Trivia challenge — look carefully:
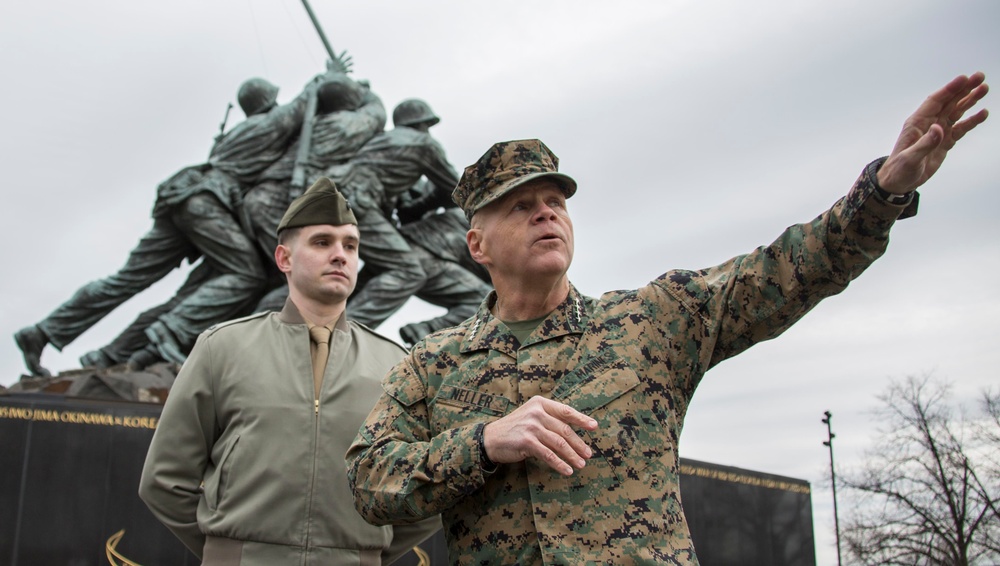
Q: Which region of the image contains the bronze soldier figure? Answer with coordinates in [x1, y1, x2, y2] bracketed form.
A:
[15, 73, 338, 375]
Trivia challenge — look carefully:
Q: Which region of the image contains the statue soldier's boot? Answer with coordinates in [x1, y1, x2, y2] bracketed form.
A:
[145, 321, 186, 365]
[126, 344, 162, 372]
[399, 321, 435, 347]
[14, 325, 52, 378]
[79, 349, 116, 370]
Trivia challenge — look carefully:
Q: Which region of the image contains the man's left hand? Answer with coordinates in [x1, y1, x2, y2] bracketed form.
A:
[877, 72, 989, 194]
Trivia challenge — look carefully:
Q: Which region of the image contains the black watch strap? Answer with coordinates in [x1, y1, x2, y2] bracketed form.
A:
[867, 156, 914, 205]
[476, 423, 498, 473]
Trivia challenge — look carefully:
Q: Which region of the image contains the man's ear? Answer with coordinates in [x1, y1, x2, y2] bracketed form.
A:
[274, 244, 292, 274]
[466, 228, 489, 266]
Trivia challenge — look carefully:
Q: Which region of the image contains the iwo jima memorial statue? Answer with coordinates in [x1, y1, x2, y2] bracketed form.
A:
[11, 23, 490, 397]
[1, 4, 817, 565]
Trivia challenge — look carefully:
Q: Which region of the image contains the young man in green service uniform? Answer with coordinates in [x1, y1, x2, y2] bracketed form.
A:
[140, 178, 440, 564]
[346, 72, 989, 564]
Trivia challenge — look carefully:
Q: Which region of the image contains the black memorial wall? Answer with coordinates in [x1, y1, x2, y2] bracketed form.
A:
[1, 394, 814, 566]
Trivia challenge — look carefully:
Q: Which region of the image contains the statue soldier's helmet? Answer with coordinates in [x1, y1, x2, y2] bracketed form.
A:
[392, 99, 440, 128]
[317, 76, 364, 115]
[237, 78, 280, 117]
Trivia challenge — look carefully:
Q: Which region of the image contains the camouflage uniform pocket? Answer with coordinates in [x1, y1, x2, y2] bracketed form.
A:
[556, 358, 665, 483]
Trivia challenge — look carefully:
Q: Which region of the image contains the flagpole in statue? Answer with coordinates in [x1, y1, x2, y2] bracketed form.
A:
[300, 0, 344, 65]
[290, 0, 352, 198]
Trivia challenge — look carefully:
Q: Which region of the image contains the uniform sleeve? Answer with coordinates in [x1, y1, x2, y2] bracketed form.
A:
[138, 333, 219, 558]
[347, 353, 489, 525]
[654, 158, 916, 377]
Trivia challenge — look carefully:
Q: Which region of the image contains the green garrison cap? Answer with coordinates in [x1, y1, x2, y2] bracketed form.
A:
[276, 177, 357, 234]
[452, 139, 577, 220]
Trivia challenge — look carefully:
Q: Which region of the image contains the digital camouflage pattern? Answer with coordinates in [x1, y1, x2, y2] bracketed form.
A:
[451, 139, 578, 220]
[347, 160, 913, 565]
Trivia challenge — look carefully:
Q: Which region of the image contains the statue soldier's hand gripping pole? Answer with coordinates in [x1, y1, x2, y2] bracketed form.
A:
[300, 0, 352, 74]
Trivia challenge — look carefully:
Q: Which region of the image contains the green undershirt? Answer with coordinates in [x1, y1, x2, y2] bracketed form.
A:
[503, 315, 547, 346]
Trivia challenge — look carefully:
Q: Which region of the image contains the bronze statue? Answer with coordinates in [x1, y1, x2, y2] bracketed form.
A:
[14, 71, 345, 376]
[53, 83, 491, 374]
[12, 6, 493, 379]
[325, 99, 463, 328]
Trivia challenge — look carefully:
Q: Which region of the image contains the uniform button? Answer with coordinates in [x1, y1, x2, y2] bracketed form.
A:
[540, 383, 553, 394]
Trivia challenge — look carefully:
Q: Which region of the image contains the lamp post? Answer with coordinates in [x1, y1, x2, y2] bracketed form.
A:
[822, 410, 842, 566]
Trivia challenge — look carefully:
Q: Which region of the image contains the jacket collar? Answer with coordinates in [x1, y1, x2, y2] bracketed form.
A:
[461, 284, 588, 356]
[277, 297, 350, 333]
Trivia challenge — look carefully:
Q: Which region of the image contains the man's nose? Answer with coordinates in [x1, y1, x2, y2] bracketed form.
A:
[534, 202, 557, 221]
[329, 245, 346, 263]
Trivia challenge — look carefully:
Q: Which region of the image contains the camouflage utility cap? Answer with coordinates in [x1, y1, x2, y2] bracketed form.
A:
[452, 139, 577, 220]
[277, 177, 357, 234]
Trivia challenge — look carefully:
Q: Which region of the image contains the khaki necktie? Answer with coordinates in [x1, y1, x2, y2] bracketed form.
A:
[309, 325, 331, 398]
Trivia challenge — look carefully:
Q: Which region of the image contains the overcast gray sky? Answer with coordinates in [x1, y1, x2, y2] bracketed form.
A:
[1, 1, 997, 563]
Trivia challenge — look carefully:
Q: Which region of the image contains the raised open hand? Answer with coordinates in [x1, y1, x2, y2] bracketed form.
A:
[877, 72, 989, 194]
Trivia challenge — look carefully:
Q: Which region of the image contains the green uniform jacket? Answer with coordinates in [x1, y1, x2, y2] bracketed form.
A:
[347, 161, 914, 565]
[140, 299, 440, 565]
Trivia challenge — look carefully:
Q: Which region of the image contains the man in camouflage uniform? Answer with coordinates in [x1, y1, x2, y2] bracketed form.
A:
[14, 73, 336, 375]
[346, 72, 989, 564]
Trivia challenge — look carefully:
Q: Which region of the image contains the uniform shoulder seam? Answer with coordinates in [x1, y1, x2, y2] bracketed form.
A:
[204, 311, 271, 337]
[350, 320, 407, 353]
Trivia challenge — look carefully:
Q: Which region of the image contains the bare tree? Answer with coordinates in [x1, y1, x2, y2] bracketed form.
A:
[840, 375, 1000, 566]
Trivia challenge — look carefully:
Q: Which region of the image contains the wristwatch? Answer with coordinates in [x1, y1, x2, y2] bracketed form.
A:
[868, 156, 914, 205]
[476, 423, 498, 473]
